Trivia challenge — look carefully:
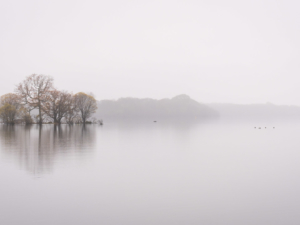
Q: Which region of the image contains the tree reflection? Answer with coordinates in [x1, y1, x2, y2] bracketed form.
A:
[0, 124, 96, 174]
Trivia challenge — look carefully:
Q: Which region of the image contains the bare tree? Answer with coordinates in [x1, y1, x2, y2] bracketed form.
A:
[16, 74, 53, 124]
[74, 92, 97, 124]
[64, 94, 79, 124]
[19, 109, 33, 124]
[43, 89, 73, 124]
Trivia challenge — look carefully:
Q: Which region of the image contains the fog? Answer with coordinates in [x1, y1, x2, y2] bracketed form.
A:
[1, 0, 300, 105]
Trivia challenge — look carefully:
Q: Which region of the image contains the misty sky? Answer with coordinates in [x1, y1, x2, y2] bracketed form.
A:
[1, 0, 300, 105]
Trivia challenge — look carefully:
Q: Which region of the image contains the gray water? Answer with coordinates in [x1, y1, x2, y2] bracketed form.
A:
[0, 120, 300, 225]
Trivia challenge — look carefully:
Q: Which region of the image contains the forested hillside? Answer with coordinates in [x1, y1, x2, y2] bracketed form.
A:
[95, 94, 219, 121]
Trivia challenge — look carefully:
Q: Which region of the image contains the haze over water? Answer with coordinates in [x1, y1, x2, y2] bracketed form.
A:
[1, 120, 300, 225]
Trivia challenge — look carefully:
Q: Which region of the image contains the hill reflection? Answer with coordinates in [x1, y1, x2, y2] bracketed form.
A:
[0, 125, 96, 174]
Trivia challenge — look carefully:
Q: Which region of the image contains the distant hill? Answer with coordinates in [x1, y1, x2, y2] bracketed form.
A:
[95, 94, 219, 121]
[208, 103, 300, 119]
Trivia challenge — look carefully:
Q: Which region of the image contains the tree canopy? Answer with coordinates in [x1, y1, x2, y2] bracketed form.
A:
[0, 74, 97, 124]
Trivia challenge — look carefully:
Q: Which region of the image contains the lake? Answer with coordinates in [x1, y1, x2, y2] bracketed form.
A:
[0, 119, 300, 225]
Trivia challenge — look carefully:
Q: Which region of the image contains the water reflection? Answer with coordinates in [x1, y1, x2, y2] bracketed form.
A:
[0, 124, 96, 174]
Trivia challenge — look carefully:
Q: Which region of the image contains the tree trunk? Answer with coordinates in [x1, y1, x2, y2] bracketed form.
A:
[39, 105, 42, 125]
[38, 100, 43, 125]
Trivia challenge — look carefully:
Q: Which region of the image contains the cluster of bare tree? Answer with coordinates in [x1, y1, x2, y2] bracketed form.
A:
[0, 74, 98, 124]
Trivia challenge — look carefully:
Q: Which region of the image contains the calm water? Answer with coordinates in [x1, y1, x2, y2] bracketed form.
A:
[1, 120, 300, 225]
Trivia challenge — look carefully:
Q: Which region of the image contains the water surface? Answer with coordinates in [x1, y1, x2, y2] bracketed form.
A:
[0, 120, 300, 225]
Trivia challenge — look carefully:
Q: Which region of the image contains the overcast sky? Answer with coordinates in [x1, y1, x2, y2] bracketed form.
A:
[1, 0, 300, 104]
